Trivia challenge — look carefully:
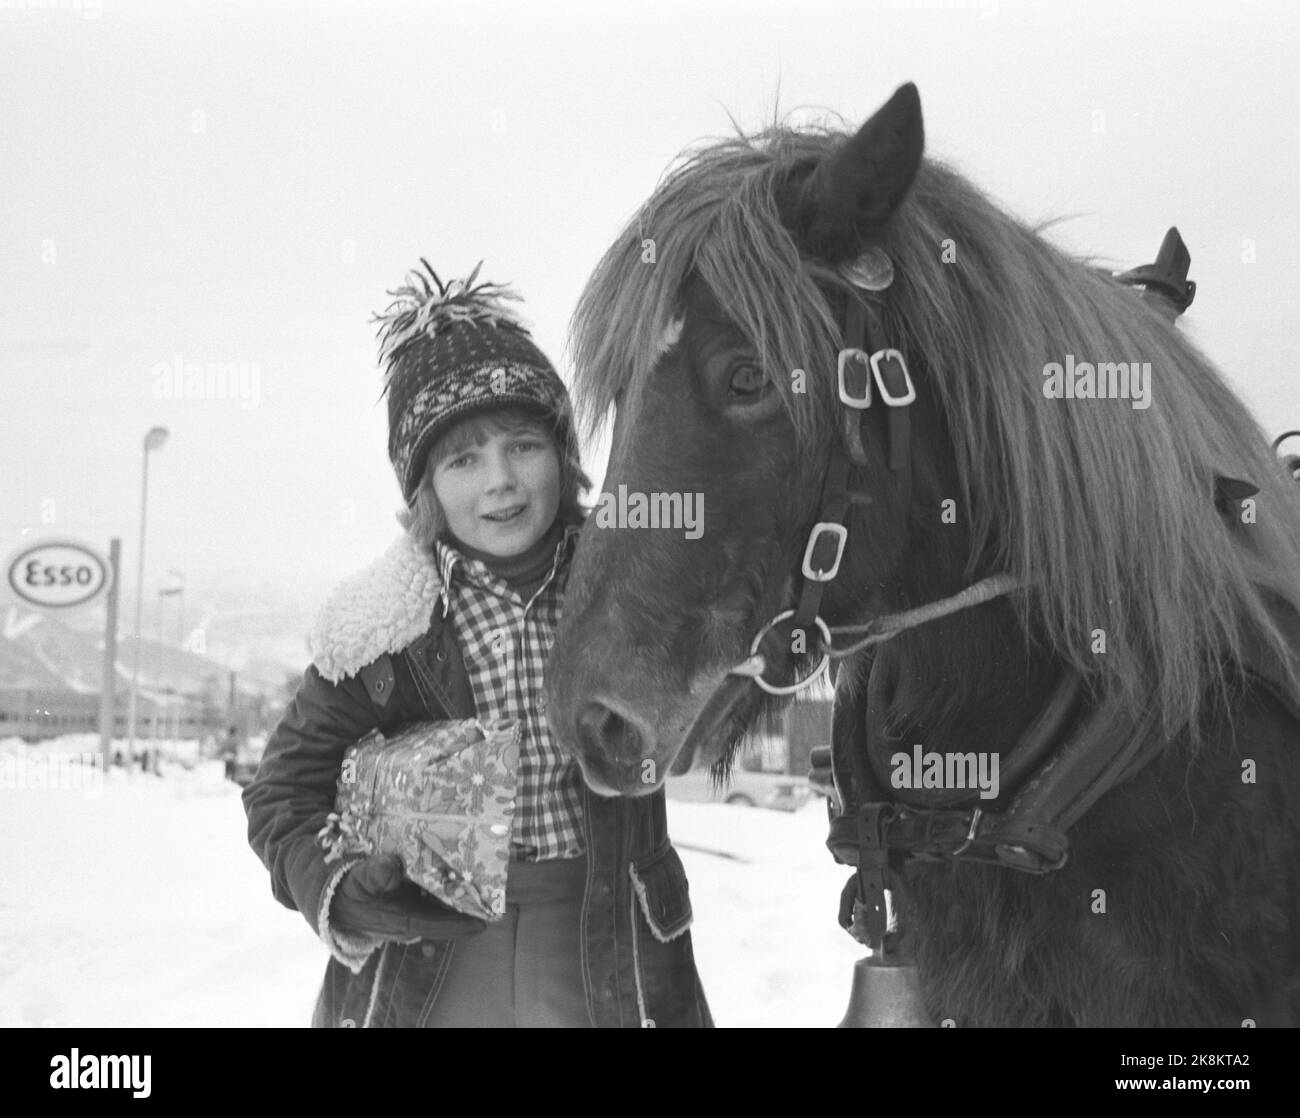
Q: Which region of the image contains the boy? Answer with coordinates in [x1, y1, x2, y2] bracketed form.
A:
[243, 261, 711, 1027]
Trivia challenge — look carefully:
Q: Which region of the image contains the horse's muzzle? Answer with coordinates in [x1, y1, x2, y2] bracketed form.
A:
[571, 698, 672, 796]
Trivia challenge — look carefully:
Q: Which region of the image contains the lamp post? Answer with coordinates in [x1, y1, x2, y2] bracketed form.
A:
[172, 571, 185, 743]
[167, 569, 186, 650]
[126, 425, 169, 760]
[159, 573, 185, 751]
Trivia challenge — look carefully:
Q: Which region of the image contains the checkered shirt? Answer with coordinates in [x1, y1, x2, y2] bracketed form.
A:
[435, 525, 586, 861]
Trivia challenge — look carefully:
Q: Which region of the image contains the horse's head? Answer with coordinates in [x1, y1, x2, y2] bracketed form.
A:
[547, 85, 964, 794]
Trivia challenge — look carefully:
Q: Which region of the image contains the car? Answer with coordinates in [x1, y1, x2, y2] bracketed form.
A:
[665, 764, 816, 812]
[225, 734, 266, 788]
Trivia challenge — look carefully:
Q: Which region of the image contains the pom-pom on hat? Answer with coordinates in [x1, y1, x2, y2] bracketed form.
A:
[374, 259, 580, 504]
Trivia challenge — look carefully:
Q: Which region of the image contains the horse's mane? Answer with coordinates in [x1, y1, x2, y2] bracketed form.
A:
[567, 125, 1300, 738]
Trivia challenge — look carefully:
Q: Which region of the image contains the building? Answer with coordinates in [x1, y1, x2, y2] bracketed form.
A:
[0, 688, 212, 742]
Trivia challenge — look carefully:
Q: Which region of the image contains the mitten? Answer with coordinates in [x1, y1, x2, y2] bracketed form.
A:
[331, 853, 487, 941]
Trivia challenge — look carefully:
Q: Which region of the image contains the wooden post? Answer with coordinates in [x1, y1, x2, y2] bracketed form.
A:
[98, 538, 121, 771]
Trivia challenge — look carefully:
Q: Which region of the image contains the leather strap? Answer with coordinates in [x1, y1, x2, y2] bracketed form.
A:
[828, 803, 1070, 873]
[790, 451, 853, 639]
[863, 652, 1086, 811]
[1008, 698, 1159, 833]
[861, 300, 912, 480]
[788, 293, 875, 648]
[830, 590, 1300, 940]
[790, 288, 914, 650]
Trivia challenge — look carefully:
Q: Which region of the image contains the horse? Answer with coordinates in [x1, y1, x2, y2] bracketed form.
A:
[544, 83, 1300, 1027]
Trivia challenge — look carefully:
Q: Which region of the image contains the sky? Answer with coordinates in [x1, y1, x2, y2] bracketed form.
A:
[3, 0, 1298, 630]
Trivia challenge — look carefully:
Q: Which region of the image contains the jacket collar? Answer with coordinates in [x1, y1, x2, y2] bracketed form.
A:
[308, 523, 583, 683]
[308, 533, 444, 683]
[434, 523, 581, 617]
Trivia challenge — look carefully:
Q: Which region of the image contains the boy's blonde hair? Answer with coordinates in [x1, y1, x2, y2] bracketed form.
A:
[398, 407, 591, 551]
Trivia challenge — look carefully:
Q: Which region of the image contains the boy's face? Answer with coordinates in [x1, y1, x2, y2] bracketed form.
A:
[429, 415, 561, 557]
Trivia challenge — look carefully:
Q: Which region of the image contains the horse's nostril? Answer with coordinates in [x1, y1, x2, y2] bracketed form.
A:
[577, 701, 648, 768]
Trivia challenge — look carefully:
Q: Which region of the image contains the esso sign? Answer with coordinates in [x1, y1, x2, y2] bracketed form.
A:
[6, 540, 111, 608]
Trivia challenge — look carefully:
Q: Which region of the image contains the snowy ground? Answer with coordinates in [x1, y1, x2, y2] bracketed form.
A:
[0, 736, 863, 1028]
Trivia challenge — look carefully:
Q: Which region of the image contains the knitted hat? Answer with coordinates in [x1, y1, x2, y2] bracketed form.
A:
[374, 259, 580, 504]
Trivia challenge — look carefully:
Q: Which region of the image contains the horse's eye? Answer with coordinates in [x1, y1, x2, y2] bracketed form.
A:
[728, 364, 766, 398]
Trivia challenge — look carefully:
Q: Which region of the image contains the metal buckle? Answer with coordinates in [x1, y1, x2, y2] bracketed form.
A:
[837, 348, 872, 409]
[801, 522, 847, 582]
[731, 609, 832, 696]
[995, 842, 1070, 874]
[869, 349, 916, 407]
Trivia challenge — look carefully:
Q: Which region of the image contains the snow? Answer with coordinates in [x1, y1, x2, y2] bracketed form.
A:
[0, 735, 864, 1028]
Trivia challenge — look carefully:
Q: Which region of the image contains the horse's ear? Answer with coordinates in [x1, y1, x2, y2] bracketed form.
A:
[1213, 473, 1259, 516]
[777, 83, 924, 263]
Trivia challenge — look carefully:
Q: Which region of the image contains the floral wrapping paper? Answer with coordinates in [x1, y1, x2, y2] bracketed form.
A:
[317, 718, 520, 921]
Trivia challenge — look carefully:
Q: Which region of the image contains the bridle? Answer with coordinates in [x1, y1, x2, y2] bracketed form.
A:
[718, 245, 1020, 698]
[720, 227, 1204, 698]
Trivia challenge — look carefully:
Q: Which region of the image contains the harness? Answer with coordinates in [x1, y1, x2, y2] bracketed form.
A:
[689, 227, 1300, 954]
[725, 246, 1018, 700]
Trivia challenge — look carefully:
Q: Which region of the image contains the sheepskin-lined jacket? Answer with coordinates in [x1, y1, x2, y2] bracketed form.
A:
[242, 532, 713, 1028]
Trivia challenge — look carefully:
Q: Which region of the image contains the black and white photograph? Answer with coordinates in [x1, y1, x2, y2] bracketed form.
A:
[3, 0, 1297, 1070]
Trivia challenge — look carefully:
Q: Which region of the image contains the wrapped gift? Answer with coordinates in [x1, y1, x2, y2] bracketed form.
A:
[317, 718, 520, 921]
